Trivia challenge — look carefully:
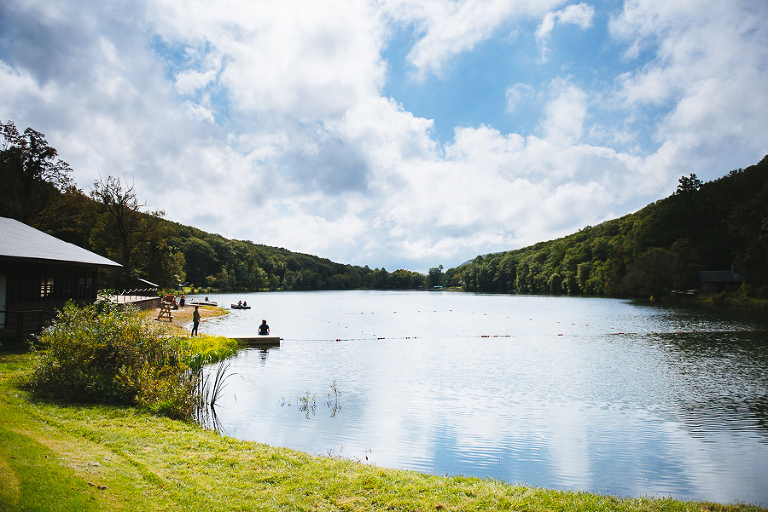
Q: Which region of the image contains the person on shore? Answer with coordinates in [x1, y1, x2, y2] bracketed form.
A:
[179, 294, 186, 307]
[258, 319, 269, 335]
[192, 306, 200, 336]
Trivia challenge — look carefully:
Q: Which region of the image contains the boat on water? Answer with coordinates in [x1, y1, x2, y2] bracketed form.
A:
[188, 300, 218, 307]
[230, 304, 251, 309]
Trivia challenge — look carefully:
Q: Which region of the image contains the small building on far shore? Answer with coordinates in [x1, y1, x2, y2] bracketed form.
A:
[0, 217, 121, 341]
[698, 269, 746, 293]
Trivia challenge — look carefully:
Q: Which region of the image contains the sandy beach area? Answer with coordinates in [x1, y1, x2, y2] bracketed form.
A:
[148, 304, 228, 336]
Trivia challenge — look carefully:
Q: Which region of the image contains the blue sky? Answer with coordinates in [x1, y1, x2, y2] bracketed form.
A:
[1, 0, 767, 272]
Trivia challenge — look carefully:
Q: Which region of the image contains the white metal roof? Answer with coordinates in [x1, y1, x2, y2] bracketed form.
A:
[0, 217, 121, 267]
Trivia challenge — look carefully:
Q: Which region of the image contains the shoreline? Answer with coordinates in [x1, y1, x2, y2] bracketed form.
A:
[145, 304, 228, 336]
[2, 351, 765, 511]
[2, 349, 766, 510]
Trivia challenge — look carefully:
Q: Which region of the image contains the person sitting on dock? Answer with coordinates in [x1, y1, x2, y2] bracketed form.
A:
[258, 319, 270, 335]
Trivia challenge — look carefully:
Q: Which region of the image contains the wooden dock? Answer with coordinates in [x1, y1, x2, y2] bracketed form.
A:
[230, 335, 281, 347]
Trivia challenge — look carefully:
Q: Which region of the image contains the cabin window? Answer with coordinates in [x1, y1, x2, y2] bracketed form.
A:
[78, 276, 94, 299]
[40, 277, 55, 299]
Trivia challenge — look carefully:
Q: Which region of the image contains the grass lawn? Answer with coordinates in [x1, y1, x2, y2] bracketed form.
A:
[1, 349, 765, 512]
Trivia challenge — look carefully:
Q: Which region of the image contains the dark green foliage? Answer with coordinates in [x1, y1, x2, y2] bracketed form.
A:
[427, 265, 444, 288]
[0, 121, 73, 222]
[456, 156, 768, 298]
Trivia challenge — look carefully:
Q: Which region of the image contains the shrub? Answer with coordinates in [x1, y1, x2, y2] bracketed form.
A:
[28, 302, 201, 419]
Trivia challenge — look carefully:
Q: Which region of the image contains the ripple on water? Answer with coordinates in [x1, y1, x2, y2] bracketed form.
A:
[202, 291, 768, 504]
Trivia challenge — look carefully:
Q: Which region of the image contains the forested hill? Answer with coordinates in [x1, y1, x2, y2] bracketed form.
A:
[3, 120, 766, 298]
[445, 155, 768, 299]
[0, 121, 424, 292]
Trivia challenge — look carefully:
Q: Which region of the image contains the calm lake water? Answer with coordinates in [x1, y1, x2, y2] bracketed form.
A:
[195, 290, 768, 505]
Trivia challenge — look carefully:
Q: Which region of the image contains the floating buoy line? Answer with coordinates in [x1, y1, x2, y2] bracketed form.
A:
[291, 312, 759, 344]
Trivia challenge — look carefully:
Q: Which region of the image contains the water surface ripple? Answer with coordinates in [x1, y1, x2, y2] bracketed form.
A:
[198, 291, 768, 505]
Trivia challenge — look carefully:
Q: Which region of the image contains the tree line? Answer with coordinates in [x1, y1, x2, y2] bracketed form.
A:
[442, 155, 768, 299]
[4, 120, 766, 298]
[0, 121, 425, 292]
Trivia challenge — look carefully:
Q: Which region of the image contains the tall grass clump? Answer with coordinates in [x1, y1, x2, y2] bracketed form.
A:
[26, 301, 235, 419]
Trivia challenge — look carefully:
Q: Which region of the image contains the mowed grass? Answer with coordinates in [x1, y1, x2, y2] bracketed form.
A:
[1, 350, 765, 512]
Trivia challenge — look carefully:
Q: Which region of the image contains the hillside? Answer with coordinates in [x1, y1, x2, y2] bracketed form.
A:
[0, 121, 425, 292]
[4, 121, 766, 298]
[445, 155, 768, 299]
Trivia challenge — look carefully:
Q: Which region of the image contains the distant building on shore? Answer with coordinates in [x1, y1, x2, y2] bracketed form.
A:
[698, 268, 746, 293]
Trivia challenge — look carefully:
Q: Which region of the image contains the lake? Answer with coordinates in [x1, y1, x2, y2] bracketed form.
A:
[194, 290, 768, 505]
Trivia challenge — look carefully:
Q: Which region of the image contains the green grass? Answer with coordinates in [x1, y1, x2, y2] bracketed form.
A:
[176, 335, 240, 365]
[1, 350, 766, 512]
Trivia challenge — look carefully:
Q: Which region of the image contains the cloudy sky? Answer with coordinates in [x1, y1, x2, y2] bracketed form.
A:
[1, 0, 767, 272]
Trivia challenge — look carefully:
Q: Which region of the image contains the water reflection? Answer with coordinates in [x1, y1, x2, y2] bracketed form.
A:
[647, 330, 768, 444]
[200, 291, 768, 505]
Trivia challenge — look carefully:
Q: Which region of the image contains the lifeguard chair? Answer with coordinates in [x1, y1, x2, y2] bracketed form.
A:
[157, 302, 173, 321]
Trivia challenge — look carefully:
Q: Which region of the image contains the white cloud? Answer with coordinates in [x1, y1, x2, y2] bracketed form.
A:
[382, 0, 564, 78]
[536, 3, 595, 63]
[175, 69, 218, 95]
[1, 0, 767, 273]
[505, 82, 536, 113]
[540, 79, 588, 145]
[610, 0, 768, 174]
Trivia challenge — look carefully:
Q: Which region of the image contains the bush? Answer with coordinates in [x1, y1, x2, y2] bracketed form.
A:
[27, 302, 201, 419]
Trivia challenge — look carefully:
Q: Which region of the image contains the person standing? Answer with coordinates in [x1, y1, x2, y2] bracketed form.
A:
[192, 306, 201, 336]
[258, 319, 270, 335]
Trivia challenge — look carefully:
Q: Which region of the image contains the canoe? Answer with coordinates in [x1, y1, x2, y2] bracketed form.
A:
[189, 301, 218, 307]
[230, 304, 251, 309]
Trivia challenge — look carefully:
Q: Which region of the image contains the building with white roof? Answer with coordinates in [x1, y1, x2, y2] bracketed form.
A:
[0, 216, 121, 341]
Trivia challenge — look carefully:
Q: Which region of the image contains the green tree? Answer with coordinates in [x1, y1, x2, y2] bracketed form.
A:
[90, 176, 167, 286]
[676, 173, 703, 194]
[183, 237, 220, 287]
[0, 121, 73, 221]
[427, 265, 444, 288]
[620, 248, 679, 299]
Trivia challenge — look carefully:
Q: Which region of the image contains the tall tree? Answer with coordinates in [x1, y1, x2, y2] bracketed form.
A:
[427, 265, 444, 288]
[90, 176, 166, 286]
[0, 121, 73, 221]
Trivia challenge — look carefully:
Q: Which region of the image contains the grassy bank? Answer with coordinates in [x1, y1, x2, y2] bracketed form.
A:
[1, 353, 765, 511]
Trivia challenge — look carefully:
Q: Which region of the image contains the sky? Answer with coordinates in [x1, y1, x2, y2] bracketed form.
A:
[1, 0, 767, 272]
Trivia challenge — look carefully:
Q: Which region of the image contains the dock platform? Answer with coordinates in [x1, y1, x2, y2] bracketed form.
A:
[231, 335, 281, 347]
